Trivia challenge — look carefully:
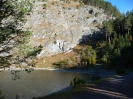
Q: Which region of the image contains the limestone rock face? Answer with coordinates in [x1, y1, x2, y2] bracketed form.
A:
[24, 0, 112, 58]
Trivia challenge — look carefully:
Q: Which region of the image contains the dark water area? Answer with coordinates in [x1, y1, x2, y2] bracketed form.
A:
[0, 70, 91, 99]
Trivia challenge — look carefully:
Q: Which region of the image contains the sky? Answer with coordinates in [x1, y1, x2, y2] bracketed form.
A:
[104, 0, 133, 13]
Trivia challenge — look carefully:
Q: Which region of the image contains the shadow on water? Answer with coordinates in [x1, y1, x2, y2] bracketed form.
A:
[32, 86, 72, 99]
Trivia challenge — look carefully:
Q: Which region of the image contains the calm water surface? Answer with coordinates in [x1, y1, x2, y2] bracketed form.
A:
[0, 70, 91, 99]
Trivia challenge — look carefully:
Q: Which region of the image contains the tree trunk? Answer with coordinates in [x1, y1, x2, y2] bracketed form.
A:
[106, 32, 107, 42]
[108, 36, 111, 44]
[118, 25, 120, 37]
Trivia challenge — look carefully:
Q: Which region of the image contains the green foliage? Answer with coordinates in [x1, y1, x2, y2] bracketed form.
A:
[103, 20, 113, 43]
[123, 18, 132, 34]
[53, 59, 68, 68]
[92, 50, 96, 58]
[79, 46, 97, 66]
[54, 40, 57, 44]
[95, 12, 99, 17]
[82, 0, 120, 17]
[114, 49, 121, 56]
[0, 90, 5, 99]
[108, 43, 114, 51]
[0, 0, 33, 68]
[87, 56, 91, 65]
[73, 0, 78, 2]
[91, 56, 96, 65]
[81, 50, 86, 57]
[96, 10, 133, 67]
[70, 77, 86, 87]
[27, 46, 42, 57]
[43, 4, 47, 9]
[101, 55, 108, 63]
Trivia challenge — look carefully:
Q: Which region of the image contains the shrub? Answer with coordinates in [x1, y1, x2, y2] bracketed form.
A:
[101, 55, 108, 63]
[54, 40, 57, 44]
[86, 16, 89, 19]
[87, 56, 91, 65]
[93, 20, 97, 23]
[43, 4, 46, 9]
[91, 56, 96, 65]
[70, 77, 86, 87]
[95, 12, 99, 17]
[81, 51, 86, 57]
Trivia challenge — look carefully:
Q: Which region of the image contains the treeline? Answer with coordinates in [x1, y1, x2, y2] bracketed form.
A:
[97, 10, 133, 68]
[81, 0, 120, 17]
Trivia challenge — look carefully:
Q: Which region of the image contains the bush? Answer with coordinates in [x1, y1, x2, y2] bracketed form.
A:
[95, 12, 99, 17]
[87, 56, 91, 65]
[54, 40, 57, 44]
[91, 56, 96, 65]
[101, 55, 108, 63]
[43, 4, 46, 9]
[70, 77, 86, 87]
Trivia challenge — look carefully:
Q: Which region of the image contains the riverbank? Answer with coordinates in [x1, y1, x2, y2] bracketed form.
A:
[0, 67, 116, 78]
[37, 72, 133, 99]
[0, 67, 57, 71]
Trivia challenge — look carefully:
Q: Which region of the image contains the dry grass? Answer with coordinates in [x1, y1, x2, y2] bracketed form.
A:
[36, 38, 97, 68]
[36, 50, 77, 68]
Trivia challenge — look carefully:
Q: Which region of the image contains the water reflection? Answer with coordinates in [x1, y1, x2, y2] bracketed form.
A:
[0, 70, 91, 99]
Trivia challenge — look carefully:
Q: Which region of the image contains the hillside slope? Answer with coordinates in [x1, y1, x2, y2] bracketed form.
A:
[24, 0, 113, 58]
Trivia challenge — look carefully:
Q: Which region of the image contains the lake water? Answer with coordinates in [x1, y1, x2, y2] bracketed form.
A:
[0, 70, 91, 99]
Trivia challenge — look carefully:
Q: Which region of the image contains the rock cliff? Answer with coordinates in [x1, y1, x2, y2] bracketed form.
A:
[23, 0, 112, 58]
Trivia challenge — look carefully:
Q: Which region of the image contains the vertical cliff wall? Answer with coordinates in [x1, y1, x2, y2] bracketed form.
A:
[23, 0, 112, 58]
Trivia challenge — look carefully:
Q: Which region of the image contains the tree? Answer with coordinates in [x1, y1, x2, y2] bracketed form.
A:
[114, 12, 125, 35]
[103, 21, 113, 43]
[123, 18, 132, 35]
[91, 56, 96, 65]
[0, 0, 38, 69]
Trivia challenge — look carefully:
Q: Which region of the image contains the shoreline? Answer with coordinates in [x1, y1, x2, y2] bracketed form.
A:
[0, 67, 116, 78]
[0, 67, 58, 71]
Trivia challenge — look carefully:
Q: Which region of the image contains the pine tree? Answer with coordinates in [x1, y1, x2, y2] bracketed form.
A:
[0, 0, 33, 68]
[103, 21, 113, 43]
[123, 18, 132, 35]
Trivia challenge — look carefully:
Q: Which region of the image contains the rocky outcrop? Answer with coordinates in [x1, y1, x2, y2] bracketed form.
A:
[23, 0, 112, 58]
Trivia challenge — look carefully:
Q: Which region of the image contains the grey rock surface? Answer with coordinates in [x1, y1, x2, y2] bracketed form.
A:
[23, 0, 113, 58]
